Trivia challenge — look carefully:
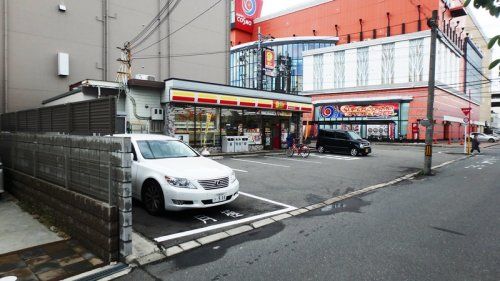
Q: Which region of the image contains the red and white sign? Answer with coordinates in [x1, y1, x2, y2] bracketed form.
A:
[340, 104, 399, 117]
[264, 49, 275, 70]
[233, 0, 263, 33]
[461, 107, 471, 115]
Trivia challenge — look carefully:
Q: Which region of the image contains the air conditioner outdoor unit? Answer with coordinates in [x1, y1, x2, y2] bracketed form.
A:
[134, 74, 156, 81]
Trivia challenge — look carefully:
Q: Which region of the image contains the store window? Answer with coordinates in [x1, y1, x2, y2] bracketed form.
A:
[221, 108, 243, 138]
[195, 107, 220, 147]
[172, 106, 195, 146]
[243, 109, 262, 145]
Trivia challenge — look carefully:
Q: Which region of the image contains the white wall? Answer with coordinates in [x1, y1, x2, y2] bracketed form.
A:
[303, 32, 462, 92]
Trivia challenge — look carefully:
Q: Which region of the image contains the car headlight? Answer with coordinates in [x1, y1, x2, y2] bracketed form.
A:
[165, 176, 196, 189]
[359, 143, 365, 148]
[229, 171, 237, 183]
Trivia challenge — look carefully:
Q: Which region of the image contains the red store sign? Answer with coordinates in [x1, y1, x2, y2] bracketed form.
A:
[233, 0, 263, 33]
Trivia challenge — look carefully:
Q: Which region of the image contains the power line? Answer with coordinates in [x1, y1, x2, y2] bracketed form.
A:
[133, 0, 223, 55]
[128, 0, 175, 46]
[130, 0, 182, 50]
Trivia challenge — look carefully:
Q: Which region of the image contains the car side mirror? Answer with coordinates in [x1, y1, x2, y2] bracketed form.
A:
[131, 152, 137, 161]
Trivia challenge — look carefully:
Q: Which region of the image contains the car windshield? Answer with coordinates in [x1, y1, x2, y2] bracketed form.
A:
[347, 131, 363, 140]
[137, 140, 199, 159]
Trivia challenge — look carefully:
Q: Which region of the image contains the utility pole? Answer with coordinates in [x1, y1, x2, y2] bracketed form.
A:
[423, 10, 438, 175]
[256, 26, 274, 90]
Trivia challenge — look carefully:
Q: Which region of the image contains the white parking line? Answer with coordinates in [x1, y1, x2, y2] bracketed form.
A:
[154, 207, 295, 243]
[153, 192, 297, 243]
[310, 154, 360, 160]
[239, 191, 296, 209]
[231, 158, 291, 167]
[264, 156, 322, 164]
[230, 168, 248, 173]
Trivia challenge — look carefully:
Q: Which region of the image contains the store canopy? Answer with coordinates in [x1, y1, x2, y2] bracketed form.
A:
[163, 78, 312, 113]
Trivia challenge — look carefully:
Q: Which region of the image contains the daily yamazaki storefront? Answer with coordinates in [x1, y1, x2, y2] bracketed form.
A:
[162, 79, 312, 152]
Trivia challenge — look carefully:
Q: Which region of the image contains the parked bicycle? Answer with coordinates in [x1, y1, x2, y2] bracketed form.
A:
[286, 139, 310, 158]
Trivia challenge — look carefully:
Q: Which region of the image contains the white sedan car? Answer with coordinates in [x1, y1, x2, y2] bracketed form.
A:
[470, 132, 499, 143]
[116, 134, 239, 215]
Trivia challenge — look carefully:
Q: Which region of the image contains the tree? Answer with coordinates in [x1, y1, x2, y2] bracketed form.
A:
[464, 0, 500, 69]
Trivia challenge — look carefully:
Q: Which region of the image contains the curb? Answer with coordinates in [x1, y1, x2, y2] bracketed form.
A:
[128, 154, 472, 268]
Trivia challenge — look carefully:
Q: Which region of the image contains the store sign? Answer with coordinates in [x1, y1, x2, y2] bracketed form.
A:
[264, 49, 276, 70]
[273, 100, 287, 110]
[233, 0, 263, 33]
[320, 104, 399, 118]
[170, 90, 312, 112]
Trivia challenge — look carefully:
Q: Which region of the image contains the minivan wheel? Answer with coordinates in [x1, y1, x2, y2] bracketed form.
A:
[317, 146, 325, 154]
[143, 181, 165, 216]
[350, 148, 359, 156]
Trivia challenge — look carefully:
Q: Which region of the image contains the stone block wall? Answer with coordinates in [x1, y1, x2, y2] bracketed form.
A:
[0, 133, 132, 262]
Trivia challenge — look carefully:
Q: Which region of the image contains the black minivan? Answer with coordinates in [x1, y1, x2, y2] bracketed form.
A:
[316, 129, 371, 156]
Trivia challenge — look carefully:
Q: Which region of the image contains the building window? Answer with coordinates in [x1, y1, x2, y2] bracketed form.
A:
[221, 108, 243, 138]
[357, 47, 369, 86]
[313, 54, 324, 90]
[195, 107, 220, 147]
[334, 50, 345, 88]
[172, 106, 196, 146]
[381, 43, 395, 84]
[409, 39, 424, 82]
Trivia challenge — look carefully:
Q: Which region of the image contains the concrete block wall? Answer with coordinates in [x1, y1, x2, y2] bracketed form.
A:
[0, 133, 133, 262]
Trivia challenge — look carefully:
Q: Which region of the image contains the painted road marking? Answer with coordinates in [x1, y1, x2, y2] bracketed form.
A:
[154, 192, 297, 243]
[310, 154, 360, 161]
[263, 156, 322, 164]
[230, 168, 248, 173]
[239, 191, 296, 209]
[231, 158, 291, 167]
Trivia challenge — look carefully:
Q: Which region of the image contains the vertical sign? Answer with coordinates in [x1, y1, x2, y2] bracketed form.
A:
[264, 49, 275, 69]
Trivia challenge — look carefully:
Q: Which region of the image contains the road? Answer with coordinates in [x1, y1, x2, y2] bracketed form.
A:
[120, 145, 500, 281]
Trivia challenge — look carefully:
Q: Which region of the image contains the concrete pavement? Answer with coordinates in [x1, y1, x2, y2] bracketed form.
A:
[118, 145, 500, 281]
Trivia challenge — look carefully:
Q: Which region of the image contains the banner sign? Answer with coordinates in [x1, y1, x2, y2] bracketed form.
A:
[233, 0, 263, 33]
[320, 103, 399, 118]
[264, 49, 276, 70]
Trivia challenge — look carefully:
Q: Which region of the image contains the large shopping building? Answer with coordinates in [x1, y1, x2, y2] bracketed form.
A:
[230, 0, 493, 140]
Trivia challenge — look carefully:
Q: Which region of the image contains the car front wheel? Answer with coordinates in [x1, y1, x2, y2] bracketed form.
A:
[143, 181, 165, 216]
[350, 148, 359, 156]
[488, 138, 495, 143]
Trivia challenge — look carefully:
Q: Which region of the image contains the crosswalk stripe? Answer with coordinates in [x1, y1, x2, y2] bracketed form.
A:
[310, 154, 360, 160]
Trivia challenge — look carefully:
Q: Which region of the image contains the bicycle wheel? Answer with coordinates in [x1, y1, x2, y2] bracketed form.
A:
[286, 147, 295, 157]
[299, 145, 310, 158]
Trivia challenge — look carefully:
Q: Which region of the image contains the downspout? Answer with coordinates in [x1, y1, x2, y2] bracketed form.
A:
[158, 0, 162, 79]
[2, 0, 8, 113]
[102, 0, 108, 80]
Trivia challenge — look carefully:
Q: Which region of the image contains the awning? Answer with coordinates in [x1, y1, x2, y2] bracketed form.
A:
[170, 89, 312, 112]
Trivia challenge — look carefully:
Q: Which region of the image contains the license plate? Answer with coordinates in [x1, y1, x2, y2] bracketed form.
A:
[213, 195, 226, 203]
[365, 148, 369, 153]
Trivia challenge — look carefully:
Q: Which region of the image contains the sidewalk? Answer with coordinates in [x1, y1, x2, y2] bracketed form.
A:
[0, 193, 104, 281]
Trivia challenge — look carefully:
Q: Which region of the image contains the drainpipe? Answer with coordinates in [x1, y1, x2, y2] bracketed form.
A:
[2, 0, 8, 113]
[102, 0, 108, 80]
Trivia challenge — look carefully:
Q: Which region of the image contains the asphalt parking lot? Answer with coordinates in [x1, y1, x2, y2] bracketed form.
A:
[133, 144, 464, 249]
